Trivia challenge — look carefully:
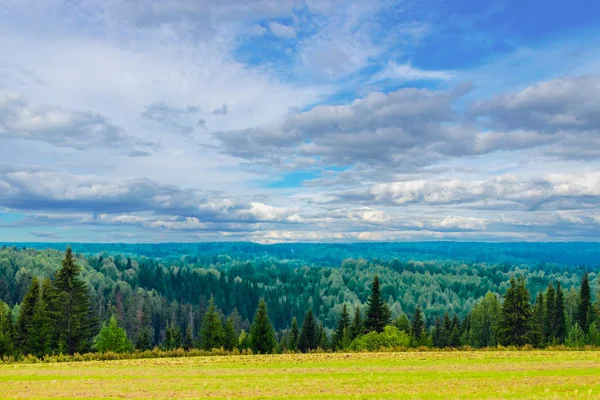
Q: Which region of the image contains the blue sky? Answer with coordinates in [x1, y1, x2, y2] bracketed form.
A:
[0, 0, 599, 242]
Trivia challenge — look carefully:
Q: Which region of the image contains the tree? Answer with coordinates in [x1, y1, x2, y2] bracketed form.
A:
[469, 292, 501, 348]
[318, 324, 329, 350]
[333, 304, 350, 350]
[499, 277, 532, 346]
[93, 315, 132, 353]
[395, 314, 410, 333]
[135, 328, 153, 351]
[411, 306, 425, 344]
[26, 280, 54, 357]
[543, 283, 556, 344]
[555, 282, 567, 343]
[530, 292, 545, 348]
[578, 273, 592, 332]
[0, 301, 13, 357]
[364, 276, 390, 333]
[249, 299, 276, 354]
[164, 322, 182, 350]
[566, 323, 585, 348]
[0, 278, 11, 305]
[184, 325, 194, 351]
[17, 277, 41, 354]
[54, 246, 96, 354]
[349, 306, 362, 340]
[298, 310, 319, 353]
[288, 317, 299, 351]
[200, 297, 223, 350]
[223, 317, 237, 351]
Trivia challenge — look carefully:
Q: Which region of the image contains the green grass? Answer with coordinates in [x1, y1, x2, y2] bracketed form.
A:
[2, 351, 600, 399]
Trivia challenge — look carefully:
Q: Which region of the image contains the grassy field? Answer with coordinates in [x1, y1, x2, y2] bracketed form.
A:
[2, 351, 600, 399]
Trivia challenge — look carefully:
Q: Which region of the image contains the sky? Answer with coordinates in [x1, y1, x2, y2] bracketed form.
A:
[1, 0, 600, 243]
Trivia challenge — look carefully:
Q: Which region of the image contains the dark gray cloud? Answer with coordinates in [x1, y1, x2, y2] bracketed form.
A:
[212, 103, 228, 116]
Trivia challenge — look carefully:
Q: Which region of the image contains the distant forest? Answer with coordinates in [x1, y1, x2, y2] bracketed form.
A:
[0, 242, 599, 358]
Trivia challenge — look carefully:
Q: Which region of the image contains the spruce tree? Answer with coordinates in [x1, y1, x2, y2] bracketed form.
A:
[135, 328, 153, 351]
[200, 297, 223, 350]
[364, 276, 390, 333]
[432, 317, 443, 348]
[26, 282, 54, 357]
[0, 278, 11, 305]
[578, 272, 592, 332]
[334, 304, 350, 350]
[555, 282, 567, 343]
[411, 306, 425, 343]
[544, 283, 556, 344]
[298, 310, 319, 353]
[223, 317, 237, 351]
[0, 300, 13, 357]
[318, 324, 329, 350]
[288, 317, 299, 351]
[184, 325, 194, 351]
[499, 276, 532, 346]
[17, 276, 40, 353]
[349, 306, 363, 340]
[250, 299, 276, 354]
[530, 292, 545, 348]
[54, 246, 96, 354]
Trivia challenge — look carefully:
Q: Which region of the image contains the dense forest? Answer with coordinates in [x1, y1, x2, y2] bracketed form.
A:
[0, 243, 599, 358]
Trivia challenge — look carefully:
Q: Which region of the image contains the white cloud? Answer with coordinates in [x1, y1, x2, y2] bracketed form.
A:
[269, 22, 296, 39]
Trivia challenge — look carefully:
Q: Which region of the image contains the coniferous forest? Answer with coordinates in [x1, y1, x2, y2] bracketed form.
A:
[1, 242, 600, 360]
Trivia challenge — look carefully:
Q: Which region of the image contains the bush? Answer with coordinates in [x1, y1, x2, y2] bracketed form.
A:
[349, 326, 411, 351]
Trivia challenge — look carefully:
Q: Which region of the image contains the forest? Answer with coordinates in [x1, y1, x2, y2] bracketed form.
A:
[0, 242, 599, 359]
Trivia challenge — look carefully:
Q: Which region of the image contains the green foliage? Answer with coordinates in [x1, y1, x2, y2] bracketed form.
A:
[288, 317, 299, 351]
[333, 304, 350, 350]
[364, 276, 390, 333]
[566, 323, 585, 348]
[184, 325, 194, 351]
[530, 292, 545, 348]
[164, 323, 182, 350]
[93, 316, 132, 353]
[499, 277, 532, 346]
[586, 322, 600, 346]
[410, 306, 425, 344]
[200, 297, 223, 350]
[394, 315, 410, 333]
[298, 310, 319, 353]
[349, 326, 411, 351]
[135, 328, 153, 351]
[555, 282, 567, 343]
[0, 300, 13, 357]
[469, 292, 501, 348]
[250, 299, 276, 354]
[543, 283, 556, 344]
[54, 247, 96, 354]
[350, 306, 363, 340]
[17, 276, 40, 353]
[26, 279, 54, 357]
[578, 273, 592, 332]
[223, 317, 237, 351]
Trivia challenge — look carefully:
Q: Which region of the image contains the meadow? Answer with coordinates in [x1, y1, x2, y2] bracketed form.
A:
[2, 351, 600, 399]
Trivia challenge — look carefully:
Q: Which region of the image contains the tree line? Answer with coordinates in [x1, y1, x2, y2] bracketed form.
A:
[1, 247, 599, 358]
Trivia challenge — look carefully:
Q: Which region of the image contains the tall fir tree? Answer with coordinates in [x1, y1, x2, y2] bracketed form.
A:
[499, 277, 532, 346]
[349, 306, 363, 340]
[54, 246, 96, 354]
[199, 297, 223, 350]
[318, 323, 329, 350]
[555, 282, 567, 343]
[0, 300, 13, 357]
[364, 276, 391, 333]
[298, 310, 319, 353]
[250, 299, 276, 354]
[333, 304, 350, 350]
[543, 283, 556, 344]
[223, 317, 237, 351]
[288, 317, 299, 351]
[578, 272, 592, 332]
[26, 281, 54, 357]
[184, 325, 194, 351]
[411, 306, 425, 344]
[530, 292, 545, 348]
[16, 276, 40, 353]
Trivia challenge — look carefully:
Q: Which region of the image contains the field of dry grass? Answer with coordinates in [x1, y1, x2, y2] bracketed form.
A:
[2, 351, 600, 399]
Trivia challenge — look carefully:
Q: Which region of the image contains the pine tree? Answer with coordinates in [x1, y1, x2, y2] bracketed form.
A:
[298, 310, 319, 353]
[349, 306, 362, 340]
[26, 281, 54, 357]
[54, 246, 96, 354]
[432, 317, 443, 348]
[530, 292, 545, 348]
[411, 306, 425, 343]
[17, 276, 40, 353]
[499, 276, 532, 346]
[333, 304, 350, 350]
[544, 283, 556, 344]
[184, 325, 194, 351]
[449, 315, 461, 348]
[200, 297, 223, 350]
[223, 317, 237, 351]
[441, 312, 452, 348]
[135, 328, 153, 351]
[364, 276, 390, 333]
[93, 315, 132, 353]
[555, 282, 567, 343]
[250, 298, 276, 354]
[578, 272, 592, 332]
[288, 317, 299, 351]
[318, 324, 329, 350]
[0, 300, 13, 357]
